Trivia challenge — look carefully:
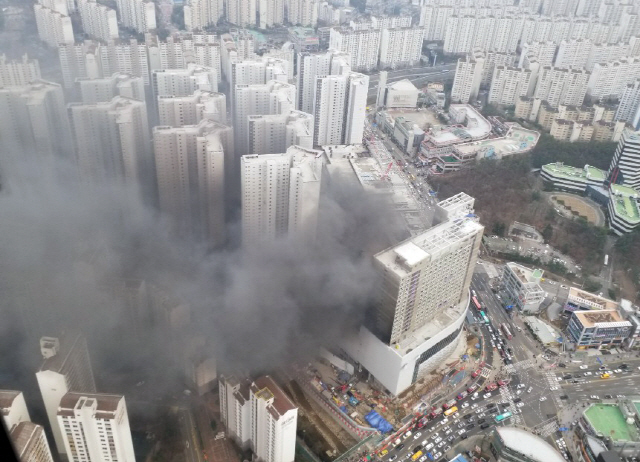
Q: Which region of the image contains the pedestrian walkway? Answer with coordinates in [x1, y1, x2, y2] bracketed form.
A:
[513, 358, 536, 371]
[498, 386, 522, 425]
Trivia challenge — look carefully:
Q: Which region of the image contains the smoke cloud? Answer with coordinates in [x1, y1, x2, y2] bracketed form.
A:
[0, 149, 406, 386]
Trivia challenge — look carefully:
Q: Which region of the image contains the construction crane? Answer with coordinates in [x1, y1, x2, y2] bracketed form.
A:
[381, 162, 394, 180]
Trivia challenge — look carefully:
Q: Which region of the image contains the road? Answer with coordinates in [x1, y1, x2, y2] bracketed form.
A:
[367, 64, 456, 97]
[179, 408, 204, 462]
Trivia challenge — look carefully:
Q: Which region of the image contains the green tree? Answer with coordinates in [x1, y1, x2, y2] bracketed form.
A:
[542, 224, 553, 242]
[492, 221, 506, 236]
[584, 278, 602, 293]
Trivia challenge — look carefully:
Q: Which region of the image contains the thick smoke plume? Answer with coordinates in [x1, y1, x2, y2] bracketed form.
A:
[0, 150, 406, 386]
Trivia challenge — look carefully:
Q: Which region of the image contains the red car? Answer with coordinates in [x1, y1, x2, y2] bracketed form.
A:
[471, 369, 482, 378]
[486, 383, 498, 392]
[498, 379, 510, 387]
[467, 384, 478, 394]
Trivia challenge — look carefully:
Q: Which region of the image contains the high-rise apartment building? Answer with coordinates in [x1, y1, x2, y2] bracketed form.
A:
[35, 335, 96, 457]
[153, 120, 232, 247]
[518, 41, 557, 68]
[78, 0, 118, 43]
[248, 110, 314, 155]
[0, 390, 30, 430]
[38, 0, 69, 16]
[535, 66, 589, 107]
[184, 0, 223, 30]
[379, 28, 424, 70]
[342, 193, 484, 395]
[227, 0, 257, 27]
[450, 51, 484, 104]
[260, 0, 284, 29]
[57, 393, 135, 462]
[77, 73, 145, 103]
[241, 146, 322, 246]
[10, 422, 55, 462]
[608, 129, 640, 190]
[481, 52, 516, 87]
[68, 97, 151, 189]
[158, 90, 226, 126]
[219, 375, 297, 462]
[488, 66, 535, 106]
[234, 80, 296, 155]
[329, 27, 381, 72]
[296, 49, 350, 114]
[0, 80, 73, 164]
[152, 64, 218, 97]
[616, 79, 640, 129]
[33, 4, 74, 47]
[421, 5, 454, 41]
[313, 72, 368, 146]
[555, 39, 591, 69]
[116, 0, 156, 33]
[286, 0, 318, 27]
[0, 54, 42, 86]
[587, 57, 640, 101]
[147, 34, 222, 84]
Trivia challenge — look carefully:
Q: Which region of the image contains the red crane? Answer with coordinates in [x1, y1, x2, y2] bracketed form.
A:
[381, 162, 394, 180]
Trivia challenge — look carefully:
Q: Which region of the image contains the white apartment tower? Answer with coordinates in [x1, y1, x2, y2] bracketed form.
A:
[77, 73, 146, 103]
[234, 80, 296, 155]
[158, 90, 227, 126]
[248, 110, 314, 155]
[296, 49, 350, 114]
[227, 0, 257, 27]
[33, 4, 74, 47]
[0, 390, 30, 431]
[241, 146, 322, 246]
[10, 422, 55, 462]
[35, 335, 96, 457]
[535, 66, 590, 107]
[0, 54, 42, 86]
[329, 27, 382, 72]
[379, 28, 424, 70]
[450, 51, 484, 104]
[287, 0, 318, 27]
[616, 79, 640, 129]
[608, 129, 640, 190]
[153, 120, 232, 247]
[0, 80, 73, 164]
[184, 0, 223, 30]
[313, 72, 368, 146]
[488, 67, 534, 106]
[260, 0, 285, 29]
[57, 393, 135, 462]
[116, 0, 156, 33]
[152, 64, 218, 97]
[78, 0, 118, 43]
[68, 97, 151, 189]
[219, 376, 297, 462]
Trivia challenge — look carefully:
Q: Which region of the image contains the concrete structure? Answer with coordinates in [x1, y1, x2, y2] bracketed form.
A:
[534, 66, 590, 108]
[578, 401, 640, 458]
[219, 375, 297, 462]
[329, 27, 381, 72]
[0, 80, 73, 165]
[382, 79, 419, 109]
[0, 390, 30, 431]
[153, 120, 232, 247]
[184, 0, 223, 30]
[501, 263, 545, 313]
[608, 129, 640, 190]
[565, 287, 619, 312]
[259, 0, 285, 29]
[488, 67, 535, 106]
[540, 162, 606, 193]
[68, 96, 151, 190]
[287, 2, 318, 28]
[0, 54, 41, 86]
[158, 90, 226, 126]
[77, 73, 145, 104]
[616, 79, 640, 129]
[116, 0, 156, 33]
[342, 193, 483, 395]
[152, 64, 218, 98]
[451, 51, 484, 104]
[248, 110, 314, 155]
[379, 28, 424, 70]
[35, 335, 96, 457]
[227, 0, 257, 27]
[78, 0, 118, 43]
[489, 426, 565, 462]
[57, 393, 135, 462]
[567, 310, 633, 349]
[240, 146, 322, 247]
[296, 49, 350, 115]
[10, 422, 55, 462]
[608, 184, 640, 235]
[33, 4, 74, 47]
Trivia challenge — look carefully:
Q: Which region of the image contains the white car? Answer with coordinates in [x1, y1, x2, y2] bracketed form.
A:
[484, 393, 492, 399]
[437, 441, 445, 448]
[590, 395, 599, 399]
[617, 394, 625, 398]
[433, 453, 442, 461]
[585, 372, 593, 376]
[461, 402, 470, 408]
[556, 377, 563, 381]
[413, 432, 422, 440]
[516, 390, 522, 395]
[614, 369, 622, 374]
[517, 384, 525, 389]
[540, 396, 547, 402]
[550, 386, 559, 390]
[434, 437, 442, 444]
[471, 403, 479, 409]
[517, 402, 525, 408]
[458, 429, 466, 435]
[580, 365, 588, 369]
[527, 387, 533, 393]
[425, 443, 434, 451]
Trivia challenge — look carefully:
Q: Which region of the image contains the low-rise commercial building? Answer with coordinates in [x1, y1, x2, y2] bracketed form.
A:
[577, 401, 640, 458]
[567, 310, 633, 349]
[564, 287, 618, 313]
[608, 184, 640, 235]
[501, 263, 546, 313]
[540, 163, 606, 193]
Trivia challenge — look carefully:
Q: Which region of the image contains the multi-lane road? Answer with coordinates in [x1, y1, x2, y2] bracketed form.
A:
[367, 64, 456, 97]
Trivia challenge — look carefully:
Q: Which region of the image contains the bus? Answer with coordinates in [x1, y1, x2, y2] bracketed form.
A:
[604, 254, 609, 266]
[444, 406, 458, 416]
[472, 297, 482, 310]
[480, 311, 490, 324]
[495, 412, 512, 423]
[500, 323, 513, 340]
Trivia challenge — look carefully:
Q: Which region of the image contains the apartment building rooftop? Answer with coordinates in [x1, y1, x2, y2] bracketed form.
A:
[251, 376, 296, 418]
[573, 310, 630, 328]
[10, 422, 46, 459]
[610, 184, 640, 223]
[568, 287, 618, 310]
[541, 163, 606, 182]
[58, 393, 122, 419]
[0, 390, 21, 415]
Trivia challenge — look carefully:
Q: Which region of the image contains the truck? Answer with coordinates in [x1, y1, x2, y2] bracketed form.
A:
[348, 396, 359, 406]
[429, 408, 443, 419]
[442, 399, 457, 410]
[604, 254, 609, 266]
[456, 391, 468, 400]
[486, 383, 498, 392]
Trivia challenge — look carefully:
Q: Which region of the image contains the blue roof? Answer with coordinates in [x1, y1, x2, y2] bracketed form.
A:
[447, 455, 468, 462]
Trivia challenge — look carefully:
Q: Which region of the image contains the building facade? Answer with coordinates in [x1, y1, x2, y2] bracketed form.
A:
[501, 263, 546, 313]
[10, 422, 55, 462]
[567, 310, 633, 349]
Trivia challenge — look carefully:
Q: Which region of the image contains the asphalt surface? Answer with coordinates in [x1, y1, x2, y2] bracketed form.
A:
[367, 64, 456, 97]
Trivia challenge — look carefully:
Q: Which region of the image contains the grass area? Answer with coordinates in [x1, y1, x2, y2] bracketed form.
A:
[585, 404, 635, 441]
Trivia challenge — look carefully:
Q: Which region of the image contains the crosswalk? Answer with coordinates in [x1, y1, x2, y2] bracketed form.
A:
[513, 358, 536, 371]
[537, 419, 559, 437]
[544, 371, 564, 406]
[498, 384, 522, 424]
[480, 367, 492, 378]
